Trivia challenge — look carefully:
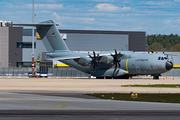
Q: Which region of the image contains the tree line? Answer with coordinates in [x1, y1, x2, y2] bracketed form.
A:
[147, 34, 180, 52]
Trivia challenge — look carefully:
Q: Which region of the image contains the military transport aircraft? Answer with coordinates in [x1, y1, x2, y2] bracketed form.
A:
[12, 20, 173, 79]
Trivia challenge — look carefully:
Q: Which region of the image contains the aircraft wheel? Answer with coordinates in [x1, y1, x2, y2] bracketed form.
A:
[153, 76, 159, 79]
[113, 75, 129, 79]
[96, 77, 112, 79]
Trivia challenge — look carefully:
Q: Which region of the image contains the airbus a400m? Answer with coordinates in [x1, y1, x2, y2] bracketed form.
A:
[12, 20, 173, 79]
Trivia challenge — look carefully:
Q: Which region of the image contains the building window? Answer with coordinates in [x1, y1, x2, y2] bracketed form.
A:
[17, 61, 36, 67]
[17, 42, 36, 48]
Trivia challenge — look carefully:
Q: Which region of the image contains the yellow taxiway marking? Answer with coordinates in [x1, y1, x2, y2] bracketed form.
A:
[173, 65, 180, 68]
[27, 105, 67, 110]
[0, 98, 67, 110]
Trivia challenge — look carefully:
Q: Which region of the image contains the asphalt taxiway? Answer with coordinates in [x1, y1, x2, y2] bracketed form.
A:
[0, 77, 180, 93]
[0, 77, 180, 119]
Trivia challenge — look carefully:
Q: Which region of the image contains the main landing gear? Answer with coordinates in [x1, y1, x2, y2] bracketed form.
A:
[153, 76, 159, 79]
[96, 75, 130, 79]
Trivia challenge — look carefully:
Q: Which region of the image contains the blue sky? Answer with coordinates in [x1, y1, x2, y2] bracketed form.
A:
[0, 0, 180, 35]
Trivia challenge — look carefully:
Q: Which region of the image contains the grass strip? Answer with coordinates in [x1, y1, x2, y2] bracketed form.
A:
[87, 93, 180, 103]
[121, 84, 180, 88]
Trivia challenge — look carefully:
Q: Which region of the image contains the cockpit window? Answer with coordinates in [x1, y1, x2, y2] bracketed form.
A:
[158, 57, 168, 60]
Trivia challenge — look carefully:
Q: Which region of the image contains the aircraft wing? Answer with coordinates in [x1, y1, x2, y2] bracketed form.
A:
[45, 56, 80, 61]
[164, 53, 177, 56]
[11, 23, 54, 27]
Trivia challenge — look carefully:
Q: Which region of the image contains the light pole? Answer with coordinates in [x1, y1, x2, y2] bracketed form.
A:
[32, 0, 35, 77]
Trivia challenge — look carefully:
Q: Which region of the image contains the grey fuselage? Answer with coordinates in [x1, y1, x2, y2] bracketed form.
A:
[48, 51, 172, 77]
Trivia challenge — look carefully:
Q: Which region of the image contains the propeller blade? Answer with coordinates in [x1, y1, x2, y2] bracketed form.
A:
[115, 63, 117, 69]
[88, 54, 93, 59]
[113, 64, 117, 74]
[115, 49, 117, 55]
[88, 50, 100, 72]
[93, 51, 95, 57]
[111, 49, 121, 73]
[93, 64, 96, 71]
[97, 53, 99, 57]
[118, 63, 121, 68]
[89, 63, 93, 69]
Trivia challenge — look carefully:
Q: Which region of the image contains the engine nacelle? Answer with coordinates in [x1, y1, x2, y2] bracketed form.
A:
[75, 57, 91, 66]
[100, 55, 114, 64]
[103, 68, 127, 77]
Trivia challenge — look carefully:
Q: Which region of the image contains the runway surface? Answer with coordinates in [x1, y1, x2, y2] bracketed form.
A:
[0, 92, 180, 120]
[0, 77, 180, 119]
[1, 92, 180, 110]
[1, 110, 180, 120]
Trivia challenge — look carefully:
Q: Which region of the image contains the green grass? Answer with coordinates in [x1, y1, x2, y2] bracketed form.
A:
[87, 93, 180, 103]
[121, 84, 180, 88]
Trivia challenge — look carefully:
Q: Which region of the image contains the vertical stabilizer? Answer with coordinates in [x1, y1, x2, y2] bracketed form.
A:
[36, 20, 69, 52]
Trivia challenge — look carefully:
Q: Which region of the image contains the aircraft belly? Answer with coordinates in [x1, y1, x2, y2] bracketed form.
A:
[103, 68, 127, 77]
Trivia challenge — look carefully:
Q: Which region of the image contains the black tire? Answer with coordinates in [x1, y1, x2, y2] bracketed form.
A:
[96, 76, 112, 79]
[113, 75, 129, 79]
[96, 77, 104, 79]
[153, 76, 159, 79]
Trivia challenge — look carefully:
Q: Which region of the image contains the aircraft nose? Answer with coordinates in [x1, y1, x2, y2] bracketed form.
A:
[166, 61, 173, 71]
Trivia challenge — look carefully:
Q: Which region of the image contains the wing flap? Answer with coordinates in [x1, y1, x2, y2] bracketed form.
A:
[45, 56, 80, 61]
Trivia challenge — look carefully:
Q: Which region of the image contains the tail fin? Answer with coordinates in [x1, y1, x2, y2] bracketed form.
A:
[12, 20, 69, 52]
[37, 20, 69, 52]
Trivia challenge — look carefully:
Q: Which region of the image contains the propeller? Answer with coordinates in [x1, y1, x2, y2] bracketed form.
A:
[88, 51, 100, 72]
[110, 49, 122, 73]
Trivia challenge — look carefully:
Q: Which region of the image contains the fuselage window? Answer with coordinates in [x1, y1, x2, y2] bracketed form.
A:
[158, 57, 161, 60]
[161, 57, 164, 60]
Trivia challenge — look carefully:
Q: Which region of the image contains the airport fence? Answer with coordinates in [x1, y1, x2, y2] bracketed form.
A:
[0, 67, 179, 78]
[48, 67, 90, 77]
[162, 68, 180, 77]
[0, 67, 90, 78]
[0, 67, 29, 77]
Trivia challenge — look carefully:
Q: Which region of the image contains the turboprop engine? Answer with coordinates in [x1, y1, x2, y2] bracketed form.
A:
[100, 55, 114, 65]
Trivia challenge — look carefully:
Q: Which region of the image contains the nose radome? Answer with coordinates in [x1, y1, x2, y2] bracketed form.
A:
[166, 61, 173, 71]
